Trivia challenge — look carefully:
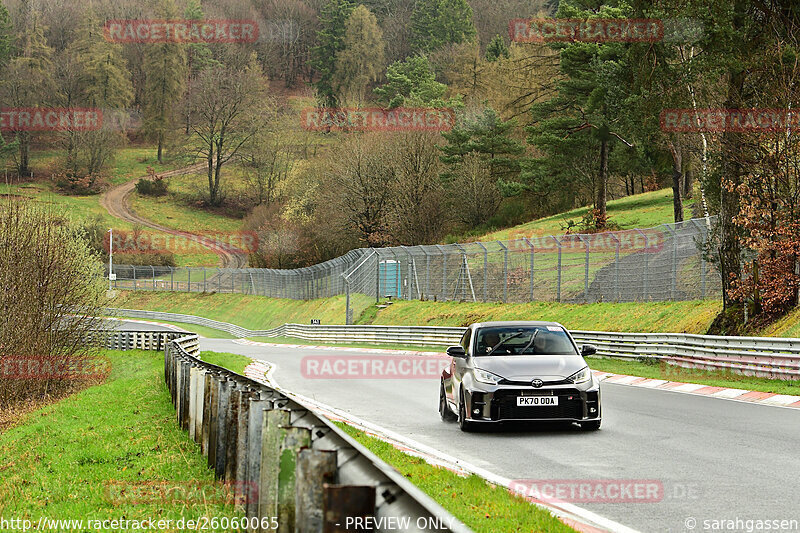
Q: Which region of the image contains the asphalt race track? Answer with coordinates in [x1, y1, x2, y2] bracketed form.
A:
[196, 339, 800, 533]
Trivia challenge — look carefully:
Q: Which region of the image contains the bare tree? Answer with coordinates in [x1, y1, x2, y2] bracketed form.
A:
[184, 56, 268, 206]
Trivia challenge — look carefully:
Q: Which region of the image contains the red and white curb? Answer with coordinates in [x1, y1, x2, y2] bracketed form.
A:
[594, 371, 800, 409]
[242, 358, 638, 533]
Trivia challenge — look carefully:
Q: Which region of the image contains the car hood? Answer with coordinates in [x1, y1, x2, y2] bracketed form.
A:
[474, 355, 587, 381]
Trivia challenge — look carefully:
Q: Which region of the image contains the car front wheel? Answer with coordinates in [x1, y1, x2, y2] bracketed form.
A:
[458, 391, 475, 432]
[439, 381, 456, 421]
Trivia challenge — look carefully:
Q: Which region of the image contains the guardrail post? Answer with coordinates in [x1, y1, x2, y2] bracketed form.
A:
[225, 385, 243, 481]
[215, 379, 232, 479]
[246, 395, 272, 527]
[260, 409, 290, 522]
[295, 450, 337, 533]
[323, 485, 376, 533]
[207, 376, 221, 469]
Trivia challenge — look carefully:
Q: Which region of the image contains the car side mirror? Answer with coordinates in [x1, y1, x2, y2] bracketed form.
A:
[581, 344, 597, 356]
[446, 345, 466, 358]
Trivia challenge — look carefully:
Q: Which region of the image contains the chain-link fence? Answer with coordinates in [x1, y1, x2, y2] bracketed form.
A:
[108, 217, 722, 322]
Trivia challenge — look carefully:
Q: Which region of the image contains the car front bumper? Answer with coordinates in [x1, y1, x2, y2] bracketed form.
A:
[463, 383, 601, 423]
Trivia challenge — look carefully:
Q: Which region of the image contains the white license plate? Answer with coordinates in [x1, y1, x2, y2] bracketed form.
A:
[517, 396, 558, 407]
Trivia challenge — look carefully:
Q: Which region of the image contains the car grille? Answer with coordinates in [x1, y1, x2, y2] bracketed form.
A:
[494, 389, 583, 420]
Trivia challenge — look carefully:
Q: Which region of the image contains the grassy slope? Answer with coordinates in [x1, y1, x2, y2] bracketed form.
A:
[109, 291, 720, 334]
[361, 299, 721, 333]
[109, 291, 374, 330]
[0, 350, 240, 529]
[482, 189, 696, 241]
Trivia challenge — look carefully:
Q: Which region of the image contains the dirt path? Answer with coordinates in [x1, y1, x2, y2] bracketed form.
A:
[100, 163, 249, 269]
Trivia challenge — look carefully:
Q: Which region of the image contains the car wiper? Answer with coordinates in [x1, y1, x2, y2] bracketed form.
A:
[490, 331, 525, 354]
[518, 329, 539, 354]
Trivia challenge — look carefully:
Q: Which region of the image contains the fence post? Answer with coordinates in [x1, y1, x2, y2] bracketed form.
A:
[579, 235, 589, 303]
[187, 268, 191, 293]
[524, 237, 534, 302]
[636, 229, 649, 301]
[133, 266, 136, 291]
[610, 233, 621, 302]
[497, 241, 508, 303]
[662, 223, 678, 300]
[170, 267, 174, 291]
[151, 266, 155, 290]
[553, 236, 562, 302]
[204, 267, 207, 293]
[375, 252, 381, 303]
[477, 242, 488, 302]
[690, 218, 708, 300]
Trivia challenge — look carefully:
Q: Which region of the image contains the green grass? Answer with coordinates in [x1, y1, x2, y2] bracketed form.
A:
[588, 356, 800, 396]
[362, 299, 721, 333]
[482, 188, 696, 241]
[335, 423, 576, 533]
[0, 350, 241, 530]
[108, 291, 373, 330]
[199, 351, 252, 374]
[247, 336, 446, 352]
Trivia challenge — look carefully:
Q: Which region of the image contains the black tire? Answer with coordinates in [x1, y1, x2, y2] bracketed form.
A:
[580, 420, 601, 431]
[439, 382, 456, 421]
[457, 391, 475, 432]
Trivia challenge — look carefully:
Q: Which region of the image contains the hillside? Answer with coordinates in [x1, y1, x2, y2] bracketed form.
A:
[480, 188, 698, 242]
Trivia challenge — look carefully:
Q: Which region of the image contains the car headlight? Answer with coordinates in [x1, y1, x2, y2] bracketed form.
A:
[569, 366, 592, 384]
[473, 368, 504, 385]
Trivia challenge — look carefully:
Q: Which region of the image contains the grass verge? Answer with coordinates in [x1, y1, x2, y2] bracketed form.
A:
[588, 356, 800, 396]
[199, 351, 252, 374]
[0, 350, 241, 530]
[335, 422, 576, 533]
[108, 291, 373, 331]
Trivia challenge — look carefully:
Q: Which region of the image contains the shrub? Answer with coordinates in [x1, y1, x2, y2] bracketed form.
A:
[0, 199, 106, 409]
[135, 176, 168, 196]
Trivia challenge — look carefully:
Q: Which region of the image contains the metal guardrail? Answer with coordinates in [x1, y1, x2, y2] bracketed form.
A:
[107, 308, 800, 379]
[165, 333, 471, 533]
[85, 329, 190, 351]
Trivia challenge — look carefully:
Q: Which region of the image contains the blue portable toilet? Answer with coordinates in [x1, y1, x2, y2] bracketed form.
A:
[379, 260, 402, 298]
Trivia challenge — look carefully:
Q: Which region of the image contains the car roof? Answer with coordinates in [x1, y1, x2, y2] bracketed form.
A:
[470, 321, 566, 329]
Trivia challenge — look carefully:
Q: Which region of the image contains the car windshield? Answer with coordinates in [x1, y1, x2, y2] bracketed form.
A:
[474, 326, 577, 356]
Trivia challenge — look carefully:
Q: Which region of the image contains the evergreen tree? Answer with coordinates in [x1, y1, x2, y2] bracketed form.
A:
[373, 55, 461, 108]
[525, 1, 634, 228]
[440, 107, 525, 193]
[0, 1, 12, 67]
[409, 0, 476, 54]
[485, 35, 509, 62]
[143, 0, 187, 162]
[310, 0, 354, 107]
